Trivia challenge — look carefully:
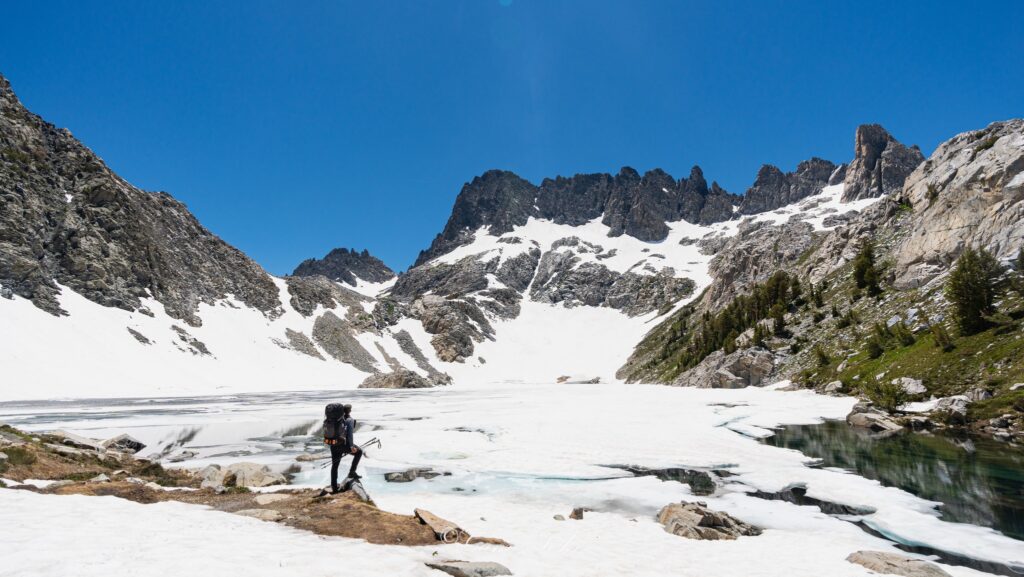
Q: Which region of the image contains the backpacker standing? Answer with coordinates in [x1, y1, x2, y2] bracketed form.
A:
[324, 403, 362, 493]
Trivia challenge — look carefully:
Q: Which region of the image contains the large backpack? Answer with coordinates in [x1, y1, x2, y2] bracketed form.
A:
[323, 403, 347, 445]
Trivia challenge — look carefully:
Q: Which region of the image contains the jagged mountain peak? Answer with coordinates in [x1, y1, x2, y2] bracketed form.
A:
[842, 123, 925, 201]
[292, 247, 395, 287]
[737, 157, 837, 215]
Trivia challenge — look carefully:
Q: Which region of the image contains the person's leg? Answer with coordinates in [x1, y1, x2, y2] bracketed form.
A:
[329, 444, 343, 490]
[347, 446, 363, 478]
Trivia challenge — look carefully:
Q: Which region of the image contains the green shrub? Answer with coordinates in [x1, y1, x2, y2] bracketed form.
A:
[813, 344, 831, 367]
[863, 380, 909, 413]
[866, 336, 884, 359]
[3, 446, 37, 466]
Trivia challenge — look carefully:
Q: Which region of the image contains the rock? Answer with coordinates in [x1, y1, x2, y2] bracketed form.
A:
[292, 247, 395, 287]
[657, 501, 761, 540]
[933, 395, 971, 424]
[235, 509, 284, 522]
[425, 561, 512, 577]
[311, 310, 379, 372]
[46, 480, 75, 490]
[553, 514, 565, 521]
[223, 462, 287, 488]
[144, 482, 164, 491]
[360, 369, 434, 389]
[846, 551, 951, 577]
[672, 347, 774, 389]
[0, 451, 6, 461]
[167, 450, 198, 463]
[49, 430, 105, 452]
[842, 124, 925, 202]
[385, 468, 444, 482]
[1011, 383, 1024, 391]
[965, 388, 993, 402]
[903, 415, 934, 431]
[101, 434, 146, 454]
[253, 493, 291, 505]
[89, 473, 110, 483]
[824, 380, 844, 394]
[198, 465, 226, 488]
[295, 452, 325, 462]
[892, 377, 926, 395]
[569, 507, 590, 520]
[738, 158, 836, 215]
[847, 411, 903, 433]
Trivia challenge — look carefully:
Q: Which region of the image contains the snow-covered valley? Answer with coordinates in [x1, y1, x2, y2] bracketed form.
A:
[3, 383, 1022, 577]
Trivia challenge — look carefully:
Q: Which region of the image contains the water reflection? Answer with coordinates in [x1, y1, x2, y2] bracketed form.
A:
[763, 420, 1024, 541]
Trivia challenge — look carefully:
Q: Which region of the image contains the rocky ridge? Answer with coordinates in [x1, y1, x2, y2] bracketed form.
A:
[292, 247, 395, 287]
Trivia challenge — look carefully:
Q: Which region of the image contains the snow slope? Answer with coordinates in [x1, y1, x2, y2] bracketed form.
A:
[0, 184, 882, 400]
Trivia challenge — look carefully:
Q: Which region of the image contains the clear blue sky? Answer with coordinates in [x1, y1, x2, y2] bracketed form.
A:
[2, 1, 1021, 273]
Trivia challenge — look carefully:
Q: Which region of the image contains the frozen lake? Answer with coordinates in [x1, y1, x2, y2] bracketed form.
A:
[2, 383, 1023, 577]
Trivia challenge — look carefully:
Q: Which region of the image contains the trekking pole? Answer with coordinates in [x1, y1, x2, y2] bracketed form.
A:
[314, 437, 383, 468]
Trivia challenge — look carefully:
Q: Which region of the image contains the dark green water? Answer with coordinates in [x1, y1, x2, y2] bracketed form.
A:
[763, 420, 1024, 541]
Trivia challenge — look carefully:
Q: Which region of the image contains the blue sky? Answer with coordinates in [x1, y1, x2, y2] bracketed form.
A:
[2, 1, 1021, 273]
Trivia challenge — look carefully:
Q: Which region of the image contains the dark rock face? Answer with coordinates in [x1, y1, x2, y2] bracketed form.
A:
[358, 369, 438, 389]
[738, 158, 836, 214]
[292, 248, 394, 287]
[842, 124, 925, 201]
[0, 73, 280, 325]
[311, 311, 378, 372]
[414, 165, 742, 266]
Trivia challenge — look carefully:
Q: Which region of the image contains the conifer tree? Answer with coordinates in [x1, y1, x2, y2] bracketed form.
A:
[945, 247, 1003, 335]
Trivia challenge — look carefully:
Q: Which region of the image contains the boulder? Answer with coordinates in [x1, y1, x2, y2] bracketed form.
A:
[933, 395, 971, 424]
[295, 452, 325, 462]
[1011, 383, 1024, 392]
[965, 388, 993, 402]
[569, 507, 590, 520]
[657, 501, 761, 540]
[224, 462, 287, 488]
[101, 434, 147, 454]
[824, 381, 844, 394]
[235, 509, 284, 522]
[359, 369, 434, 389]
[847, 411, 903, 433]
[88, 473, 110, 483]
[846, 551, 951, 577]
[892, 377, 926, 395]
[198, 465, 226, 488]
[253, 493, 291, 505]
[49, 430, 105, 452]
[425, 561, 512, 577]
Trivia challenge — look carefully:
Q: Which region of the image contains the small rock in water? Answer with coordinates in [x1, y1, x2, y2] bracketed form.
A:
[385, 467, 444, 483]
[425, 561, 512, 577]
[553, 514, 565, 521]
[569, 507, 590, 520]
[295, 452, 323, 462]
[846, 551, 951, 577]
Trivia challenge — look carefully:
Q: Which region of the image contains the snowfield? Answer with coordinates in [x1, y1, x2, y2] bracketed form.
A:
[2, 383, 1020, 577]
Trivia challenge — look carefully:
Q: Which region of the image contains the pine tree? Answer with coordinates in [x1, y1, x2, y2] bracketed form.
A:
[752, 323, 766, 348]
[853, 242, 882, 296]
[770, 303, 787, 336]
[945, 247, 1003, 335]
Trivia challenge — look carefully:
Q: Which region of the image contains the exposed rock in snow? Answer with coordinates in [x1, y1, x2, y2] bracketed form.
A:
[738, 158, 836, 214]
[101, 434, 146, 454]
[425, 560, 513, 577]
[292, 247, 395, 288]
[672, 347, 774, 389]
[657, 501, 761, 540]
[846, 551, 951, 577]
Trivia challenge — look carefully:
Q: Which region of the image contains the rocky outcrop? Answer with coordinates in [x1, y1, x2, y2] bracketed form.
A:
[671, 347, 774, 388]
[657, 501, 761, 540]
[199, 463, 287, 488]
[292, 247, 395, 287]
[842, 124, 925, 202]
[311, 311, 378, 372]
[891, 120, 1024, 289]
[384, 467, 447, 482]
[738, 158, 836, 214]
[846, 551, 952, 577]
[0, 73, 280, 325]
[359, 369, 437, 389]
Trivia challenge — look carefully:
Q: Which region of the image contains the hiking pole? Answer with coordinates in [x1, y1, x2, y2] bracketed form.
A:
[314, 437, 383, 468]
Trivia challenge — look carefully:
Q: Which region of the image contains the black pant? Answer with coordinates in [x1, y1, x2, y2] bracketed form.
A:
[329, 444, 363, 488]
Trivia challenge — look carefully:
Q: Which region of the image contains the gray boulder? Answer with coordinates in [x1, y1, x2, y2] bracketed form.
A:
[847, 410, 903, 433]
[846, 551, 951, 577]
[101, 434, 146, 454]
[892, 377, 926, 395]
[200, 463, 286, 488]
[235, 509, 284, 522]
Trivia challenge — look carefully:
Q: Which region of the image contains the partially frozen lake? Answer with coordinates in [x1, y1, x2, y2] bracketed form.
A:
[2, 383, 1022, 577]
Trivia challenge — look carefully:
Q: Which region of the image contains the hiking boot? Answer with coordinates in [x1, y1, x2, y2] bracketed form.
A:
[347, 472, 362, 480]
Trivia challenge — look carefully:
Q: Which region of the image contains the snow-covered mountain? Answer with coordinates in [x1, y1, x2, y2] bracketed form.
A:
[3, 70, 1021, 402]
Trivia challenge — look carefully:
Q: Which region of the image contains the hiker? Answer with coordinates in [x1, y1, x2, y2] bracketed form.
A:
[324, 403, 363, 493]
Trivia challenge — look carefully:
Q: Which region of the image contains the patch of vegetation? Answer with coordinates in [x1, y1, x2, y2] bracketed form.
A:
[225, 486, 251, 494]
[2, 446, 37, 468]
[862, 379, 909, 413]
[974, 135, 998, 153]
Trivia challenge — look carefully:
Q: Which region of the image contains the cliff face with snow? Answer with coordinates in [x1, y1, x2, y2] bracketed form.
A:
[2, 70, 1022, 400]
